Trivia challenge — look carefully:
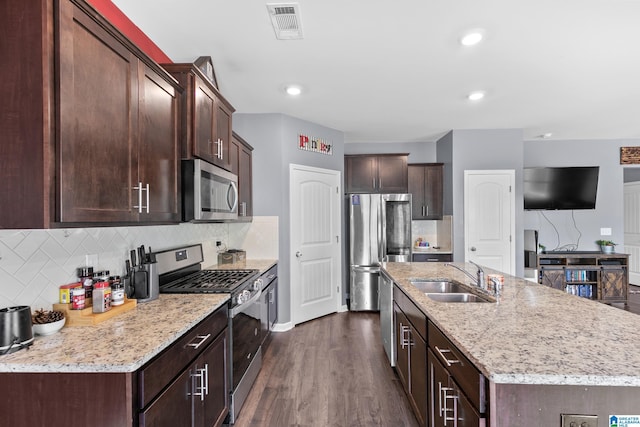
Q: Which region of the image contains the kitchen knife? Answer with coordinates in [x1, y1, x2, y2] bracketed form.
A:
[138, 246, 146, 265]
[130, 249, 137, 268]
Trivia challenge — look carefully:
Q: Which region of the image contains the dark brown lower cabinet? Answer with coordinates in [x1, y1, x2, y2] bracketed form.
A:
[428, 349, 481, 427]
[140, 328, 229, 427]
[428, 321, 486, 427]
[0, 306, 229, 427]
[394, 295, 427, 426]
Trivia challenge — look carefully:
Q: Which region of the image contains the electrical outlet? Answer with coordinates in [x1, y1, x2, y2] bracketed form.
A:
[85, 254, 99, 267]
[561, 414, 598, 427]
[216, 241, 222, 247]
[600, 227, 612, 236]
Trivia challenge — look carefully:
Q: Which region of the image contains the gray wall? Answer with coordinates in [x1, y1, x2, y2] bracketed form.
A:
[233, 113, 345, 325]
[523, 138, 634, 253]
[436, 131, 454, 216]
[445, 129, 525, 273]
[345, 141, 437, 163]
[624, 167, 640, 183]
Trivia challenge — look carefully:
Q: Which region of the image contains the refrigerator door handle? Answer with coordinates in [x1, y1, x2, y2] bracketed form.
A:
[379, 196, 386, 262]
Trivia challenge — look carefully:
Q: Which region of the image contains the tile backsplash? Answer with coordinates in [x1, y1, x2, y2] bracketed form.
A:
[0, 216, 278, 310]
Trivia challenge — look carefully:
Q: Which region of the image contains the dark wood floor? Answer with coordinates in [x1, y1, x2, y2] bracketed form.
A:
[233, 312, 419, 427]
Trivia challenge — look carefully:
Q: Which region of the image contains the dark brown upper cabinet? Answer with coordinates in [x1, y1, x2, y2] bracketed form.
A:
[408, 163, 443, 220]
[0, 0, 181, 228]
[162, 63, 235, 172]
[229, 132, 254, 220]
[345, 154, 409, 194]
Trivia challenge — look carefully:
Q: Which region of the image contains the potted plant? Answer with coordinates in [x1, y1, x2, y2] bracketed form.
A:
[596, 240, 616, 254]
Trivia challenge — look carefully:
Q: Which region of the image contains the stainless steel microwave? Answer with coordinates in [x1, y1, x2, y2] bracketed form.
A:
[182, 159, 238, 221]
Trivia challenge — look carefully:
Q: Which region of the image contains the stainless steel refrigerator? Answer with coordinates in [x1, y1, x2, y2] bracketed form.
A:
[348, 193, 412, 311]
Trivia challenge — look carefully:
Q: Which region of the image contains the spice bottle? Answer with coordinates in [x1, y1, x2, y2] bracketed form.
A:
[111, 276, 125, 306]
[71, 286, 86, 310]
[92, 281, 112, 313]
[77, 267, 94, 301]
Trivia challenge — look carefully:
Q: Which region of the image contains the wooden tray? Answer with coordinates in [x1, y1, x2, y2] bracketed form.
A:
[53, 298, 137, 326]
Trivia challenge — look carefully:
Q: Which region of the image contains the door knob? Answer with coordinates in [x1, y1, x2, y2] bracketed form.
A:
[470, 247, 477, 251]
[296, 251, 303, 258]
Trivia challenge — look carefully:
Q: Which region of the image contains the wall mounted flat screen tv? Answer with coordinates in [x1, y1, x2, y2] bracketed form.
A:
[524, 166, 599, 210]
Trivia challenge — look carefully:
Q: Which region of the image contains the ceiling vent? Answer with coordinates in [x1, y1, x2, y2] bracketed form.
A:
[266, 3, 303, 40]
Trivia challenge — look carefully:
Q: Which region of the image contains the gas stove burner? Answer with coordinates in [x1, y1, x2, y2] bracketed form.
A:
[160, 269, 259, 294]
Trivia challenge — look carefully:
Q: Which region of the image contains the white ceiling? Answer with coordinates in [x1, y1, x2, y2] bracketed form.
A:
[113, 0, 640, 144]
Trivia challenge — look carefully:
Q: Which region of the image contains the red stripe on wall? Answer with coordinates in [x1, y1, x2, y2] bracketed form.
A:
[87, 0, 173, 64]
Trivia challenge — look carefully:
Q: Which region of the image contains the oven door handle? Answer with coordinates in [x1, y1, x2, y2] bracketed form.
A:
[230, 288, 262, 318]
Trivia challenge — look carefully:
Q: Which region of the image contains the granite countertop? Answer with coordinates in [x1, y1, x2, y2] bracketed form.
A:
[0, 294, 229, 373]
[0, 260, 278, 373]
[382, 261, 640, 387]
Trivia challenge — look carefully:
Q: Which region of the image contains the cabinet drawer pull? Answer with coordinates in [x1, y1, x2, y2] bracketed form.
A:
[399, 324, 411, 349]
[187, 333, 211, 350]
[133, 182, 150, 213]
[435, 345, 460, 367]
[189, 364, 209, 401]
[202, 363, 209, 397]
[444, 390, 459, 426]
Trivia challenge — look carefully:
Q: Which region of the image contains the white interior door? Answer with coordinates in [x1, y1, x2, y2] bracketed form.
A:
[624, 182, 640, 285]
[464, 170, 515, 274]
[290, 164, 342, 325]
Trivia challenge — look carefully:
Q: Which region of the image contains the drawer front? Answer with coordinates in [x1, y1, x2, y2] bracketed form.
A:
[139, 304, 228, 408]
[394, 285, 427, 341]
[261, 264, 278, 290]
[428, 321, 485, 414]
[412, 253, 452, 262]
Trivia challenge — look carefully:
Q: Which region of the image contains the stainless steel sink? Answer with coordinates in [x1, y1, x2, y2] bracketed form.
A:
[410, 280, 468, 294]
[425, 293, 490, 303]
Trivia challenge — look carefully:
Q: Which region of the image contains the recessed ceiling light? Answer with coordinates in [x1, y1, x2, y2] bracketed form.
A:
[538, 133, 553, 139]
[285, 86, 302, 96]
[460, 31, 484, 46]
[467, 91, 485, 101]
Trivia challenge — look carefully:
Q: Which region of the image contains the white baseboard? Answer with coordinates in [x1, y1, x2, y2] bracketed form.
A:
[271, 321, 294, 332]
[339, 304, 348, 312]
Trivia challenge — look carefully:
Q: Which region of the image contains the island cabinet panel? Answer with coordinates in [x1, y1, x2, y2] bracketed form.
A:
[0, 372, 135, 427]
[393, 286, 428, 426]
[162, 63, 235, 172]
[345, 154, 408, 194]
[493, 383, 640, 426]
[0, 0, 181, 228]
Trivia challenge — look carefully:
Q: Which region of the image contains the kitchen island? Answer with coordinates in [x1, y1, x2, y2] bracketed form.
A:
[383, 261, 640, 426]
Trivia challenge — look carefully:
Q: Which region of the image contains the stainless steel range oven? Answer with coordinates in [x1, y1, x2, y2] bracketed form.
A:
[154, 244, 262, 424]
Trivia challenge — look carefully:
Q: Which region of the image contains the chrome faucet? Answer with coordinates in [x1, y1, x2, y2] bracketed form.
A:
[445, 262, 485, 290]
[469, 261, 485, 290]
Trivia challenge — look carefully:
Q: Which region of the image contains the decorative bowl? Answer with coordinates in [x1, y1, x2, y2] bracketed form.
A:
[32, 318, 66, 336]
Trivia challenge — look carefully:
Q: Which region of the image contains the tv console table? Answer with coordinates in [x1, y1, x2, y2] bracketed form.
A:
[538, 252, 629, 305]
